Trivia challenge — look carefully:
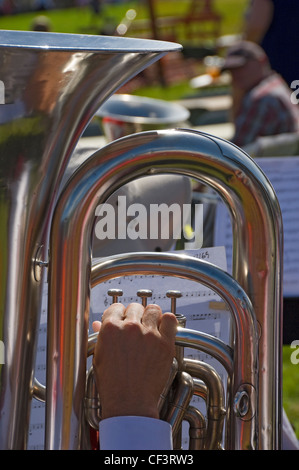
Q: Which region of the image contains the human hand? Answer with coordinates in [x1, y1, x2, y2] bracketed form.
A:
[92, 302, 177, 420]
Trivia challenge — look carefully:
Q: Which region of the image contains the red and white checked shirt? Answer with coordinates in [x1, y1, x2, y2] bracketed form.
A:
[233, 73, 299, 148]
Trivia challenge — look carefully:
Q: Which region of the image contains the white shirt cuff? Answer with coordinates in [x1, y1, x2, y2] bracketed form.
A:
[99, 416, 173, 450]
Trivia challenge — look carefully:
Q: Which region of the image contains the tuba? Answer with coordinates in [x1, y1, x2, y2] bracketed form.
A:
[0, 31, 283, 450]
[46, 129, 283, 450]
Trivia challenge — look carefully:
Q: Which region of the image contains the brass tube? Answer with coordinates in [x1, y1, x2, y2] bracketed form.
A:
[88, 250, 256, 449]
[47, 128, 281, 449]
[183, 358, 226, 449]
[184, 406, 206, 450]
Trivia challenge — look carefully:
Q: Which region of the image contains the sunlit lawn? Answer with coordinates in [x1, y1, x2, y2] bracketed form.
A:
[0, 0, 248, 36]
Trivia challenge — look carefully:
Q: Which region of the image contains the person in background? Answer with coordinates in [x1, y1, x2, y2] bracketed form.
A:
[31, 15, 52, 32]
[222, 40, 299, 148]
[244, 0, 299, 89]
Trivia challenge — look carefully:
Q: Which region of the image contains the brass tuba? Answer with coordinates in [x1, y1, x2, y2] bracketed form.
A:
[46, 128, 282, 449]
[0, 31, 283, 450]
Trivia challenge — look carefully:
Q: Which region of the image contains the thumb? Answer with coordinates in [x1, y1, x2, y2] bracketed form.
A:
[92, 320, 102, 333]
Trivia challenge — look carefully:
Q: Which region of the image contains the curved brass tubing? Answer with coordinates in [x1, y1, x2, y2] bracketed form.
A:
[46, 128, 282, 449]
[87, 251, 257, 449]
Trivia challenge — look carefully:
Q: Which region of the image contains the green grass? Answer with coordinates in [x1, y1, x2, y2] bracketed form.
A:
[214, 0, 247, 36]
[0, 0, 247, 104]
[0, 2, 136, 33]
[0, 0, 247, 37]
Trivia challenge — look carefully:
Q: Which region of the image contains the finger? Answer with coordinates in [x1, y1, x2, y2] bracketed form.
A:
[101, 302, 126, 324]
[92, 320, 102, 333]
[142, 304, 162, 330]
[159, 312, 178, 340]
[123, 302, 144, 323]
[92, 321, 102, 360]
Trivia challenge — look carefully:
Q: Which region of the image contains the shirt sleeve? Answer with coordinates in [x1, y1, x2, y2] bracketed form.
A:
[233, 94, 268, 147]
[99, 416, 173, 450]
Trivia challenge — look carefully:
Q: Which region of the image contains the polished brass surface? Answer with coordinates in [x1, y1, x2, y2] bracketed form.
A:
[49, 128, 281, 448]
[0, 29, 180, 449]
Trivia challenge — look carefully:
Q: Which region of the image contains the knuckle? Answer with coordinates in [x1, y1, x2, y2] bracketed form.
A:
[100, 319, 120, 341]
[123, 320, 142, 337]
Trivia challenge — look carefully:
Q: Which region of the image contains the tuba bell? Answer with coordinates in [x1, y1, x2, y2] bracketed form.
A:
[0, 29, 181, 449]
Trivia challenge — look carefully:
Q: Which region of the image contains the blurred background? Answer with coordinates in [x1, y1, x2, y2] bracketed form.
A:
[0, 0, 245, 103]
[1, 0, 298, 439]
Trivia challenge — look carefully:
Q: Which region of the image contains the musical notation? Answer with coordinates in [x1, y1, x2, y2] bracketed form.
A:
[214, 156, 299, 298]
[28, 246, 231, 450]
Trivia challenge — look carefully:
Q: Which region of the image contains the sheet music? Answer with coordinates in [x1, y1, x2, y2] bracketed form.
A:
[28, 282, 47, 450]
[90, 246, 227, 313]
[29, 246, 231, 449]
[214, 156, 299, 298]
